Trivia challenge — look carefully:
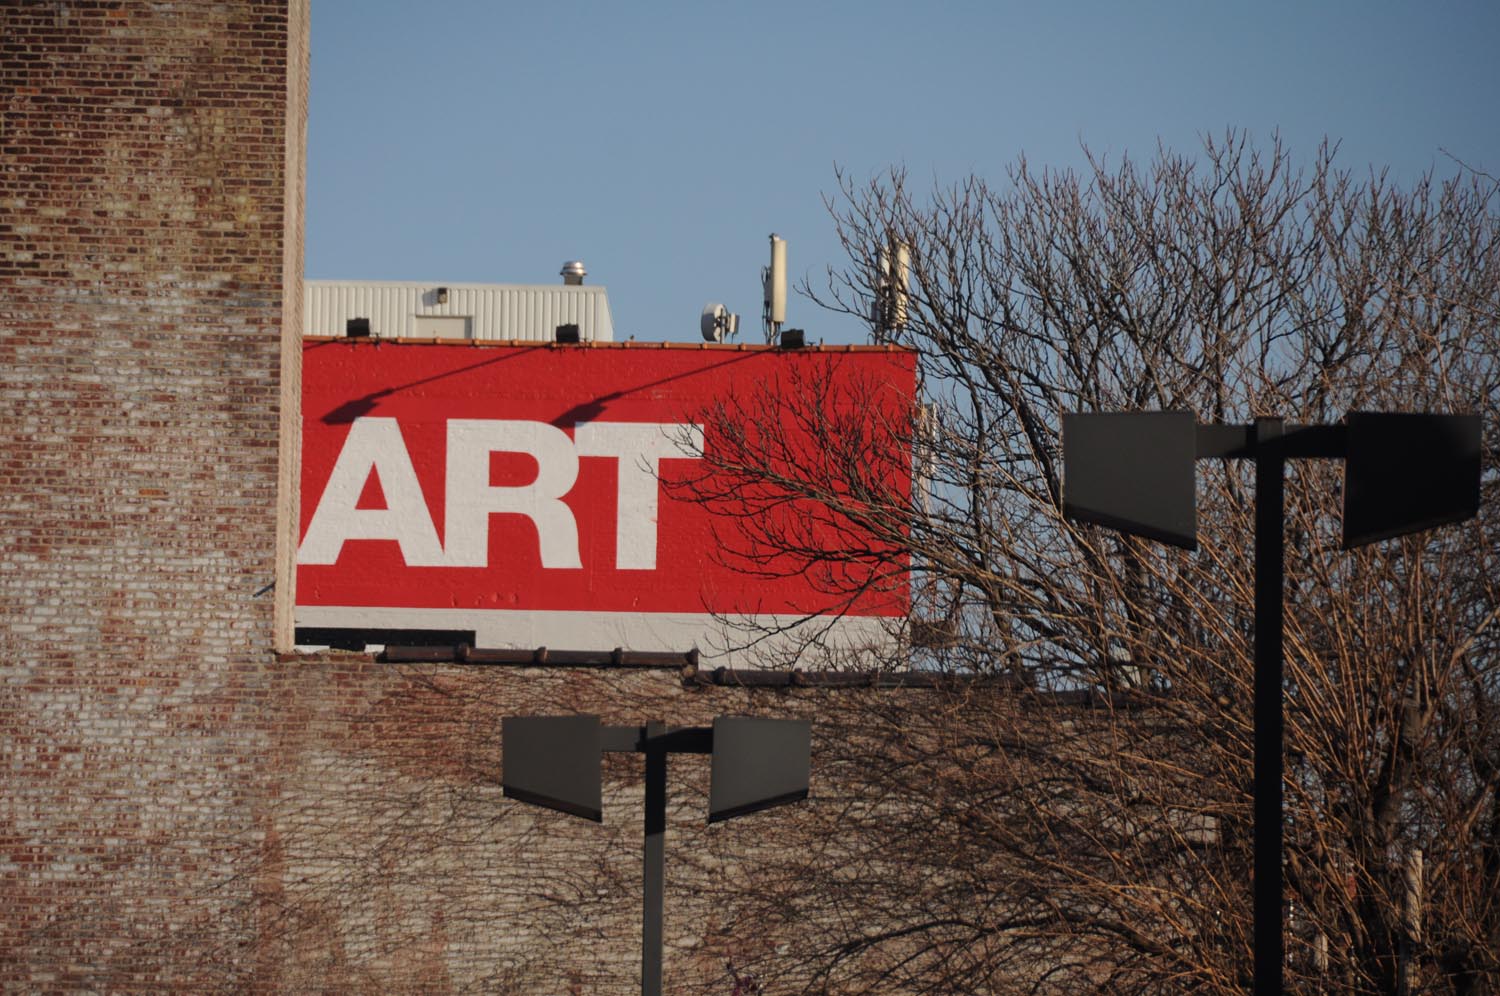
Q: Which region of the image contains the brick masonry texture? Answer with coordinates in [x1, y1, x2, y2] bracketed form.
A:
[1, 1, 304, 989]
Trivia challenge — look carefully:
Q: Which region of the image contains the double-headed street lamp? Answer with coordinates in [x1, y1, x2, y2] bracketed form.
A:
[1063, 410, 1481, 995]
[503, 714, 812, 996]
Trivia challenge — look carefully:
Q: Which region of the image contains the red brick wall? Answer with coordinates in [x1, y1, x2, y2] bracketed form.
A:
[1, 1, 306, 988]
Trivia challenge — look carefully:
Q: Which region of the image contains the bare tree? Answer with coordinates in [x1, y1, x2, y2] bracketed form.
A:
[677, 133, 1500, 994]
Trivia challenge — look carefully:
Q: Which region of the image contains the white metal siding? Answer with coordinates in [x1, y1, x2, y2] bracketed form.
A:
[304, 281, 615, 342]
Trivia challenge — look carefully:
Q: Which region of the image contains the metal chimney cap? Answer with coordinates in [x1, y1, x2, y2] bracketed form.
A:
[561, 260, 587, 285]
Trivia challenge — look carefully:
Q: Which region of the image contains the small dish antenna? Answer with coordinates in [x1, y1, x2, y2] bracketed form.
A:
[701, 302, 739, 343]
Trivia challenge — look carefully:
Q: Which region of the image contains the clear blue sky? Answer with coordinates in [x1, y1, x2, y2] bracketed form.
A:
[307, 0, 1500, 346]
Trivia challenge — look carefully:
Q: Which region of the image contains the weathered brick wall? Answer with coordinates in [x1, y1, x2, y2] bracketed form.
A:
[1, 1, 307, 988]
[255, 659, 750, 994]
[251, 659, 951, 995]
[249, 661, 1111, 995]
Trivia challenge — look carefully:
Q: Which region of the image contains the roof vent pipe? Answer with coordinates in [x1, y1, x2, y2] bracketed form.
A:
[561, 260, 587, 286]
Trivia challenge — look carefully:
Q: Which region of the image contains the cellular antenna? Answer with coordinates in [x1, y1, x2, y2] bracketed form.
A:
[874, 239, 910, 342]
[762, 234, 787, 343]
[890, 241, 910, 329]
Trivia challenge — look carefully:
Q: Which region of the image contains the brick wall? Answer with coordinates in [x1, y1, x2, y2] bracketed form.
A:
[253, 660, 770, 994]
[1, 1, 306, 988]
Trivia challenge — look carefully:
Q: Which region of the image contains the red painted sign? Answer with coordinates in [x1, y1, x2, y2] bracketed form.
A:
[297, 339, 915, 655]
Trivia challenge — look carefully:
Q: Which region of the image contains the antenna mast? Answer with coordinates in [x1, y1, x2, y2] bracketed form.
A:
[762, 233, 787, 343]
[874, 238, 909, 343]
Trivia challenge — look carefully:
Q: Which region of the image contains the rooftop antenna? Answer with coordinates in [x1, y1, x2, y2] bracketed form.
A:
[762, 234, 787, 344]
[700, 303, 739, 343]
[873, 238, 910, 343]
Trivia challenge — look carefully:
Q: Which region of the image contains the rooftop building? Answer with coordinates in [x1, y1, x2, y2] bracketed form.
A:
[305, 265, 614, 342]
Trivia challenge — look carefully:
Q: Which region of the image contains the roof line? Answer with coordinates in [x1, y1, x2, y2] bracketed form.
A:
[303, 336, 912, 353]
[304, 279, 610, 291]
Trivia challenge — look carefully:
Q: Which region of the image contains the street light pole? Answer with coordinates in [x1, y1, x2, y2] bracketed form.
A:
[1253, 417, 1286, 992]
[641, 720, 668, 996]
[502, 715, 812, 996]
[1064, 410, 1480, 996]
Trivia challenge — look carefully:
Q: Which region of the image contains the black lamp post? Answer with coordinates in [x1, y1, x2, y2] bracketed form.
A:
[502, 714, 812, 996]
[1063, 410, 1481, 995]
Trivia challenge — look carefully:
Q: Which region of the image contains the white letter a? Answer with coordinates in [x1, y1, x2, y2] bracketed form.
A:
[298, 418, 446, 566]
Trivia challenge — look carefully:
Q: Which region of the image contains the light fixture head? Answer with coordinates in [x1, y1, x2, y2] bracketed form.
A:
[708, 717, 811, 823]
[502, 715, 604, 822]
[1342, 412, 1481, 548]
[1061, 411, 1199, 549]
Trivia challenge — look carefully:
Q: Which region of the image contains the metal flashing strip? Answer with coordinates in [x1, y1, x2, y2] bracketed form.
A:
[383, 645, 699, 670]
[302, 335, 912, 353]
[372, 646, 1147, 708]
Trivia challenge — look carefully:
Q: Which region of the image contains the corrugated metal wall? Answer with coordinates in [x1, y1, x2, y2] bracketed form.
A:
[304, 281, 615, 342]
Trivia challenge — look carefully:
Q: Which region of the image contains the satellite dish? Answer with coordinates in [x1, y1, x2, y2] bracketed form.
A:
[701, 302, 739, 342]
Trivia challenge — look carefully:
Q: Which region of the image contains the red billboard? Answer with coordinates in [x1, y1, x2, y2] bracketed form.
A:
[296, 339, 916, 662]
